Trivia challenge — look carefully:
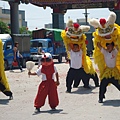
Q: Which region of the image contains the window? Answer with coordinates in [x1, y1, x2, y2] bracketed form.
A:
[6, 41, 12, 50]
[48, 41, 52, 48]
[31, 40, 48, 48]
[30, 41, 39, 47]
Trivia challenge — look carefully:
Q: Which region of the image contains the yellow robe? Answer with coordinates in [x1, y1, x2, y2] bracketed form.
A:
[0, 39, 11, 92]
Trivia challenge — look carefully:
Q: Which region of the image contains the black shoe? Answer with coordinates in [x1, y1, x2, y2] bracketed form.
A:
[95, 85, 100, 87]
[9, 95, 13, 100]
[73, 85, 78, 88]
[21, 70, 25, 72]
[98, 99, 103, 103]
[34, 108, 40, 113]
[103, 95, 105, 99]
[66, 90, 71, 93]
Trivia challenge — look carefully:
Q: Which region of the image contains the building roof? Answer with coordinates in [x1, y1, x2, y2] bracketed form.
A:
[30, 0, 115, 9]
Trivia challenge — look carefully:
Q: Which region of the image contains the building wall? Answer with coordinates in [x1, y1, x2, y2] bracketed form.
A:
[0, 7, 27, 28]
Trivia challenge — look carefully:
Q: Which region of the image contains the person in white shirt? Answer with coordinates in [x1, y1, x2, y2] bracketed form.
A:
[66, 44, 92, 93]
[97, 42, 120, 103]
[28, 53, 60, 113]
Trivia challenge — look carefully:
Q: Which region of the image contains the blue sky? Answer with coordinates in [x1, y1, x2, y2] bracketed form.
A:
[0, 1, 110, 31]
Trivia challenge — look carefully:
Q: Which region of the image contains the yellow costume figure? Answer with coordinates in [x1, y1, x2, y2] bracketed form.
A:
[61, 19, 99, 91]
[0, 39, 13, 99]
[89, 11, 120, 83]
[90, 12, 120, 103]
[61, 19, 96, 75]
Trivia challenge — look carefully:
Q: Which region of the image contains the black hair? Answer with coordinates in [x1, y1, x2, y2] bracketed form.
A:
[106, 42, 114, 47]
[14, 41, 19, 47]
[73, 44, 79, 47]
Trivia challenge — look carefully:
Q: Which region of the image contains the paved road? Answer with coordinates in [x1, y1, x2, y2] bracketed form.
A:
[0, 60, 120, 120]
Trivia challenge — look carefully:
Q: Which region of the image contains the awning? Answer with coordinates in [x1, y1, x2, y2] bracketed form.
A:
[30, 0, 115, 5]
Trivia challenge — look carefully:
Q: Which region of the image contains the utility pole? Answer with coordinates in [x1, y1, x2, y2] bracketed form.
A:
[9, 1, 19, 34]
[83, 8, 89, 25]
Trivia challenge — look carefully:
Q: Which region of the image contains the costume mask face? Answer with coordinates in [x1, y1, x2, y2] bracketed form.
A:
[66, 20, 90, 41]
[98, 23, 115, 39]
[89, 12, 116, 40]
[66, 25, 83, 41]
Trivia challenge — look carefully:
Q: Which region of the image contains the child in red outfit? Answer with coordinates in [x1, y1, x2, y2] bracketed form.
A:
[28, 53, 60, 113]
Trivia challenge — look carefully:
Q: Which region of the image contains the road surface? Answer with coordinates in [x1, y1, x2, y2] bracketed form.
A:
[0, 59, 120, 120]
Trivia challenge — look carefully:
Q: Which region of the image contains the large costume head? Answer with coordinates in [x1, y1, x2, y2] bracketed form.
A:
[61, 19, 90, 57]
[65, 19, 90, 42]
[89, 11, 120, 48]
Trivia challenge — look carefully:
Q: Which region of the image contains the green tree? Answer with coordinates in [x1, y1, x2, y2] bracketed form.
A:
[19, 26, 32, 37]
[0, 21, 10, 34]
[19, 26, 31, 34]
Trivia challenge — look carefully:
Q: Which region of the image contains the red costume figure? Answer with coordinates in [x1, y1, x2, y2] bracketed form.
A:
[28, 53, 60, 113]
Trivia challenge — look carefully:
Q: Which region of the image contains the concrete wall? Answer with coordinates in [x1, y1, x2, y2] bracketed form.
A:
[0, 7, 27, 28]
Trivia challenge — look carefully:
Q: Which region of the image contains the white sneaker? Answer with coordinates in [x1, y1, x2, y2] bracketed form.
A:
[21, 70, 25, 72]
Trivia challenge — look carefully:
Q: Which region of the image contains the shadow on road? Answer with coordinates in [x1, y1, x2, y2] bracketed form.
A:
[72, 86, 97, 94]
[32, 109, 65, 115]
[103, 99, 120, 107]
[0, 99, 9, 105]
